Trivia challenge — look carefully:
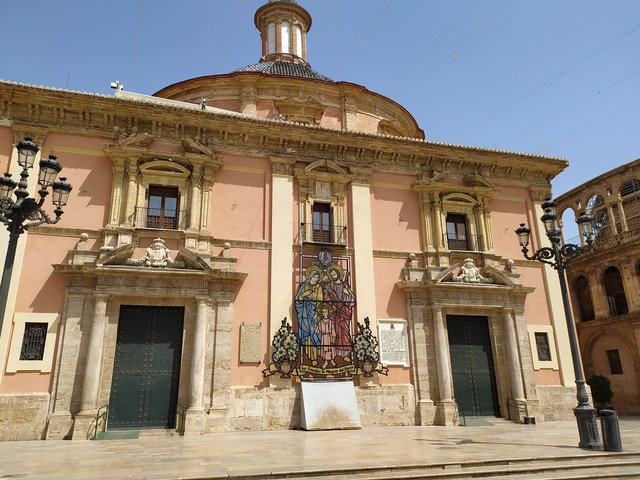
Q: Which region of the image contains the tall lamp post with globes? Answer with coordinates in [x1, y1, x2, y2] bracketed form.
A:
[0, 138, 72, 334]
[515, 198, 601, 449]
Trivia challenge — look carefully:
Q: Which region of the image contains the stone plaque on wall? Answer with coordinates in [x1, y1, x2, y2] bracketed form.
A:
[378, 320, 409, 366]
[240, 322, 262, 364]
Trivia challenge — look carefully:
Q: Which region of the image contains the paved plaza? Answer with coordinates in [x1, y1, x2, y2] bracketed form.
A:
[0, 418, 639, 479]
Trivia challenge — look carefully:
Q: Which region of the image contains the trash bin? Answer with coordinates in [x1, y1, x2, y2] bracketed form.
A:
[599, 409, 622, 452]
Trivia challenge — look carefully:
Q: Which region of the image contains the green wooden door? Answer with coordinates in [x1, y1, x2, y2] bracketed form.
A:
[108, 306, 184, 429]
[447, 315, 500, 417]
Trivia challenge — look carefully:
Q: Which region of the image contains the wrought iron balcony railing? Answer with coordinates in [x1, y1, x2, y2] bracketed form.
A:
[444, 232, 484, 252]
[134, 207, 187, 230]
[301, 222, 347, 245]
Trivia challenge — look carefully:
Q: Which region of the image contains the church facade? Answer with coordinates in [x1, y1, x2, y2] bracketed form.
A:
[0, 1, 578, 440]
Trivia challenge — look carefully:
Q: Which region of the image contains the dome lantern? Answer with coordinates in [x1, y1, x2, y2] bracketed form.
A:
[254, 0, 312, 65]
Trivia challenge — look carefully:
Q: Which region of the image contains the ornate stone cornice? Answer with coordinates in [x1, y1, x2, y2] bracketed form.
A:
[0, 81, 566, 187]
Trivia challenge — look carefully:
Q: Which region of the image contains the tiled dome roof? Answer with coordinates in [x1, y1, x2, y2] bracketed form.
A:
[234, 60, 333, 81]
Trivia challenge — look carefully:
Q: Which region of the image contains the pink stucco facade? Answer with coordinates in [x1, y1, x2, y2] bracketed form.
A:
[0, 0, 577, 441]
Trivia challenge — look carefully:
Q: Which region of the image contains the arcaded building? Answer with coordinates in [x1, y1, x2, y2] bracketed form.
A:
[0, 1, 580, 440]
[555, 158, 640, 415]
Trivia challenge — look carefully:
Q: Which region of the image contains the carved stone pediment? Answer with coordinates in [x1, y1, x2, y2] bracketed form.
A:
[99, 243, 135, 266]
[127, 238, 185, 268]
[275, 96, 326, 125]
[378, 119, 407, 137]
[438, 259, 501, 285]
[182, 137, 213, 156]
[118, 132, 154, 147]
[464, 174, 495, 190]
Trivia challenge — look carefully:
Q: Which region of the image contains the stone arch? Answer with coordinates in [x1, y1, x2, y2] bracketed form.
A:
[602, 266, 629, 316]
[583, 328, 640, 373]
[305, 159, 346, 175]
[559, 205, 580, 244]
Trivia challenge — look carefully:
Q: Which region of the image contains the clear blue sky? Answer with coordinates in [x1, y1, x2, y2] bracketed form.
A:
[1, 0, 639, 201]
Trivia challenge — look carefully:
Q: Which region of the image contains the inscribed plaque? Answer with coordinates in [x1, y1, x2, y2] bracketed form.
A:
[240, 322, 262, 363]
[378, 320, 409, 366]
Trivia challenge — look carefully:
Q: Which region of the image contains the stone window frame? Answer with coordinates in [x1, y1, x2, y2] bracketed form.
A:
[6, 313, 59, 373]
[295, 160, 349, 245]
[527, 325, 559, 371]
[134, 159, 191, 229]
[441, 193, 484, 252]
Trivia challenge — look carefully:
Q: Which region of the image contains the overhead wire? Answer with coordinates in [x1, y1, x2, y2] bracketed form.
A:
[456, 21, 640, 139]
[501, 68, 640, 146]
[401, 0, 515, 92]
[331, 0, 395, 76]
[535, 101, 640, 153]
[386, 0, 485, 89]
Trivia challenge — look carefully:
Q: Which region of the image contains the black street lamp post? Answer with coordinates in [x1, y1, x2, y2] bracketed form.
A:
[0, 138, 72, 333]
[515, 198, 602, 449]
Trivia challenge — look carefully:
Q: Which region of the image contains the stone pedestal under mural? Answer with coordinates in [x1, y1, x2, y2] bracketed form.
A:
[300, 381, 361, 430]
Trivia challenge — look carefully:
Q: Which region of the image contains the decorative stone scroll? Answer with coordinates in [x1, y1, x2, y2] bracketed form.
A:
[239, 322, 262, 364]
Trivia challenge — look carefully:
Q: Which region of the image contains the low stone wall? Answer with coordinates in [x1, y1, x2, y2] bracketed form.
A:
[205, 383, 416, 433]
[536, 386, 581, 421]
[0, 393, 50, 441]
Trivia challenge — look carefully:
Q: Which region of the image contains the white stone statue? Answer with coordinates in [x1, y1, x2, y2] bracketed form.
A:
[128, 238, 176, 267]
[456, 258, 487, 283]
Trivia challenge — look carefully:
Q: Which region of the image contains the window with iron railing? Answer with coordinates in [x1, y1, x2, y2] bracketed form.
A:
[135, 185, 187, 230]
[446, 213, 469, 250]
[301, 222, 347, 245]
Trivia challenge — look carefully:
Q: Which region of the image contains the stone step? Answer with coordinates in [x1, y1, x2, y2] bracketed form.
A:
[215, 452, 640, 480]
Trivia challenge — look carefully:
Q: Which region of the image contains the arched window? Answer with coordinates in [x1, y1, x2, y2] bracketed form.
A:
[587, 194, 609, 240]
[620, 178, 640, 231]
[295, 25, 303, 57]
[603, 266, 628, 316]
[281, 21, 290, 54]
[575, 276, 595, 321]
[267, 22, 276, 54]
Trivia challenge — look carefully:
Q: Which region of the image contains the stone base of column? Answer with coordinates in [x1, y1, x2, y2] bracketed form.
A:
[46, 412, 75, 440]
[183, 408, 205, 436]
[435, 400, 458, 426]
[205, 406, 230, 433]
[70, 411, 97, 440]
[417, 399, 436, 425]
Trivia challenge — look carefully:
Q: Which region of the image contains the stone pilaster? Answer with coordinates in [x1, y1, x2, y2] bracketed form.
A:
[207, 298, 234, 432]
[407, 300, 435, 425]
[46, 292, 86, 440]
[185, 296, 208, 435]
[433, 307, 455, 425]
[504, 310, 525, 401]
[72, 294, 109, 439]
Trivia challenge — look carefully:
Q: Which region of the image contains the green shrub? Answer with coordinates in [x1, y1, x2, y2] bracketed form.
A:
[587, 374, 614, 407]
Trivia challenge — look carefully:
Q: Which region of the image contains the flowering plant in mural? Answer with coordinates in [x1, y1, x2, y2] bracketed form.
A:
[271, 318, 299, 377]
[353, 317, 380, 366]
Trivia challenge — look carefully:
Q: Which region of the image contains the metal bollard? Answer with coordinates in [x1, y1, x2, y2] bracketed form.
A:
[599, 409, 622, 452]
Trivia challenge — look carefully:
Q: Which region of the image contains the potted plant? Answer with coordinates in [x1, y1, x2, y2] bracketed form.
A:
[353, 317, 380, 377]
[271, 318, 299, 378]
[587, 374, 614, 411]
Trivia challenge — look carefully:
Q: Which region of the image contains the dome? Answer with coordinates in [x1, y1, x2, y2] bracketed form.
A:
[234, 60, 332, 82]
